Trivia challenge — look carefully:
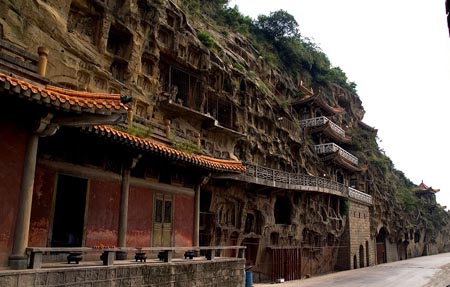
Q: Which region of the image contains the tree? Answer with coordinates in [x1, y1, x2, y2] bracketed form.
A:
[256, 10, 300, 40]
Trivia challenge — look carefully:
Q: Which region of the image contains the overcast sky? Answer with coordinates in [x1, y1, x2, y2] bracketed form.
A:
[229, 0, 450, 208]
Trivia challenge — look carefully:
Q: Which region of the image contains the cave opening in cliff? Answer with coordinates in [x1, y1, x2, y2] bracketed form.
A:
[68, 1, 101, 45]
[107, 24, 132, 59]
[274, 195, 292, 225]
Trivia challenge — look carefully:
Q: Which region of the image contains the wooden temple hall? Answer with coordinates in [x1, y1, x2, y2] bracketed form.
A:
[0, 40, 246, 272]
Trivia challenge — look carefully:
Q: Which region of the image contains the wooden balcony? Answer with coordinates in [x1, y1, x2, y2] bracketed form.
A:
[315, 143, 358, 165]
[301, 117, 351, 143]
[301, 116, 344, 137]
[214, 163, 373, 205]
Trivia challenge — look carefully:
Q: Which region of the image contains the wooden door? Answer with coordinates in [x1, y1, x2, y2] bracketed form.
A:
[152, 193, 173, 247]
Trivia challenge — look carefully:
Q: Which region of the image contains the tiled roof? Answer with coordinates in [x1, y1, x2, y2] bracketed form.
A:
[85, 125, 246, 173]
[0, 72, 128, 114]
[292, 94, 345, 114]
[417, 181, 440, 193]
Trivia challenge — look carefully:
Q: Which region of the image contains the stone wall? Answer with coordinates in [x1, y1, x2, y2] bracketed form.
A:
[0, 259, 245, 287]
[386, 240, 399, 263]
[348, 201, 373, 269]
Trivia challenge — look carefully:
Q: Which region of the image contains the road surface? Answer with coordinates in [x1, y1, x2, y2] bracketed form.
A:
[254, 252, 450, 287]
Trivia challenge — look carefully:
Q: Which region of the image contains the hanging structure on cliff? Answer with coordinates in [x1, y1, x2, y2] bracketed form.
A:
[0, 0, 448, 284]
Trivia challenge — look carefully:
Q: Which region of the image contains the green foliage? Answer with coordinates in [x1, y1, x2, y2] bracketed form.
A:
[368, 155, 392, 174]
[116, 124, 152, 138]
[218, 5, 253, 34]
[173, 140, 201, 154]
[340, 200, 349, 216]
[197, 31, 215, 49]
[395, 187, 419, 212]
[256, 10, 300, 39]
[232, 61, 245, 71]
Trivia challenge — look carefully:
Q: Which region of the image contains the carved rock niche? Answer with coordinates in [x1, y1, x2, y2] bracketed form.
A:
[67, 0, 101, 45]
[107, 24, 133, 60]
[158, 27, 174, 51]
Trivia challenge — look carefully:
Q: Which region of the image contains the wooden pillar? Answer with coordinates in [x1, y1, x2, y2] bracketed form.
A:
[9, 134, 39, 269]
[117, 163, 131, 260]
[193, 184, 200, 247]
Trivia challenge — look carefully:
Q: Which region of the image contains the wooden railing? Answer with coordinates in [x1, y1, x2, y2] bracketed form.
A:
[242, 163, 372, 205]
[315, 143, 358, 165]
[300, 116, 346, 138]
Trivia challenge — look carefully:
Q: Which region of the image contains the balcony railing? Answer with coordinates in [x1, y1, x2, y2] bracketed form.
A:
[244, 163, 348, 196]
[315, 143, 358, 165]
[300, 116, 346, 138]
[242, 163, 372, 205]
[348, 187, 373, 205]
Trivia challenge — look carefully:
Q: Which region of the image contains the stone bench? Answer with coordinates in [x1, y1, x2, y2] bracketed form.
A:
[26, 246, 246, 268]
[26, 247, 117, 269]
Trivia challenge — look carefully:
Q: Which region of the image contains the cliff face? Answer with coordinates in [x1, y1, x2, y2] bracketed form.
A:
[1, 0, 449, 278]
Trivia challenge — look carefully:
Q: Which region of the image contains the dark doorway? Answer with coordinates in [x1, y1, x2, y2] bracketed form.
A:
[274, 196, 291, 225]
[376, 227, 388, 264]
[359, 245, 365, 268]
[366, 241, 370, 266]
[243, 238, 259, 266]
[51, 174, 88, 247]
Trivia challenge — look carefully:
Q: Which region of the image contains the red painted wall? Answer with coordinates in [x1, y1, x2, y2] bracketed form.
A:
[85, 179, 121, 247]
[28, 165, 56, 247]
[0, 121, 27, 266]
[127, 186, 153, 247]
[174, 194, 194, 247]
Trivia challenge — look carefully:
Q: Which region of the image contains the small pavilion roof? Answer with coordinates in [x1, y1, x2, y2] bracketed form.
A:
[416, 181, 440, 193]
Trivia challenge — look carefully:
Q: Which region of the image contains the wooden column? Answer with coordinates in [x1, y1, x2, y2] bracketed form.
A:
[117, 163, 131, 260]
[9, 134, 39, 269]
[193, 184, 201, 247]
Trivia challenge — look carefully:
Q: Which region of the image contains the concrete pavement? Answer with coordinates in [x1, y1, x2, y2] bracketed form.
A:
[254, 252, 450, 287]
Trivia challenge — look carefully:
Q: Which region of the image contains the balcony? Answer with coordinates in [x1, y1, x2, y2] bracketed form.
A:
[315, 143, 358, 166]
[159, 97, 216, 124]
[302, 116, 351, 143]
[214, 163, 372, 205]
[349, 187, 373, 205]
[301, 116, 345, 137]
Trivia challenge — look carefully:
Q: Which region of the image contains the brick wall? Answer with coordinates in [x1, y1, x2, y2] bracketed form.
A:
[348, 201, 374, 269]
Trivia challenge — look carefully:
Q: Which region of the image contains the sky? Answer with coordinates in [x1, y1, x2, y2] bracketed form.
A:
[229, 0, 450, 208]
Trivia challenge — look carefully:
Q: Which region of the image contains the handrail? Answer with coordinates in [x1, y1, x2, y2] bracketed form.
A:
[300, 116, 346, 138]
[242, 163, 372, 205]
[315, 143, 358, 165]
[348, 187, 373, 204]
[243, 163, 348, 196]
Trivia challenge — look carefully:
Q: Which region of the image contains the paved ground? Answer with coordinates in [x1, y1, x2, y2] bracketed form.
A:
[254, 252, 450, 287]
